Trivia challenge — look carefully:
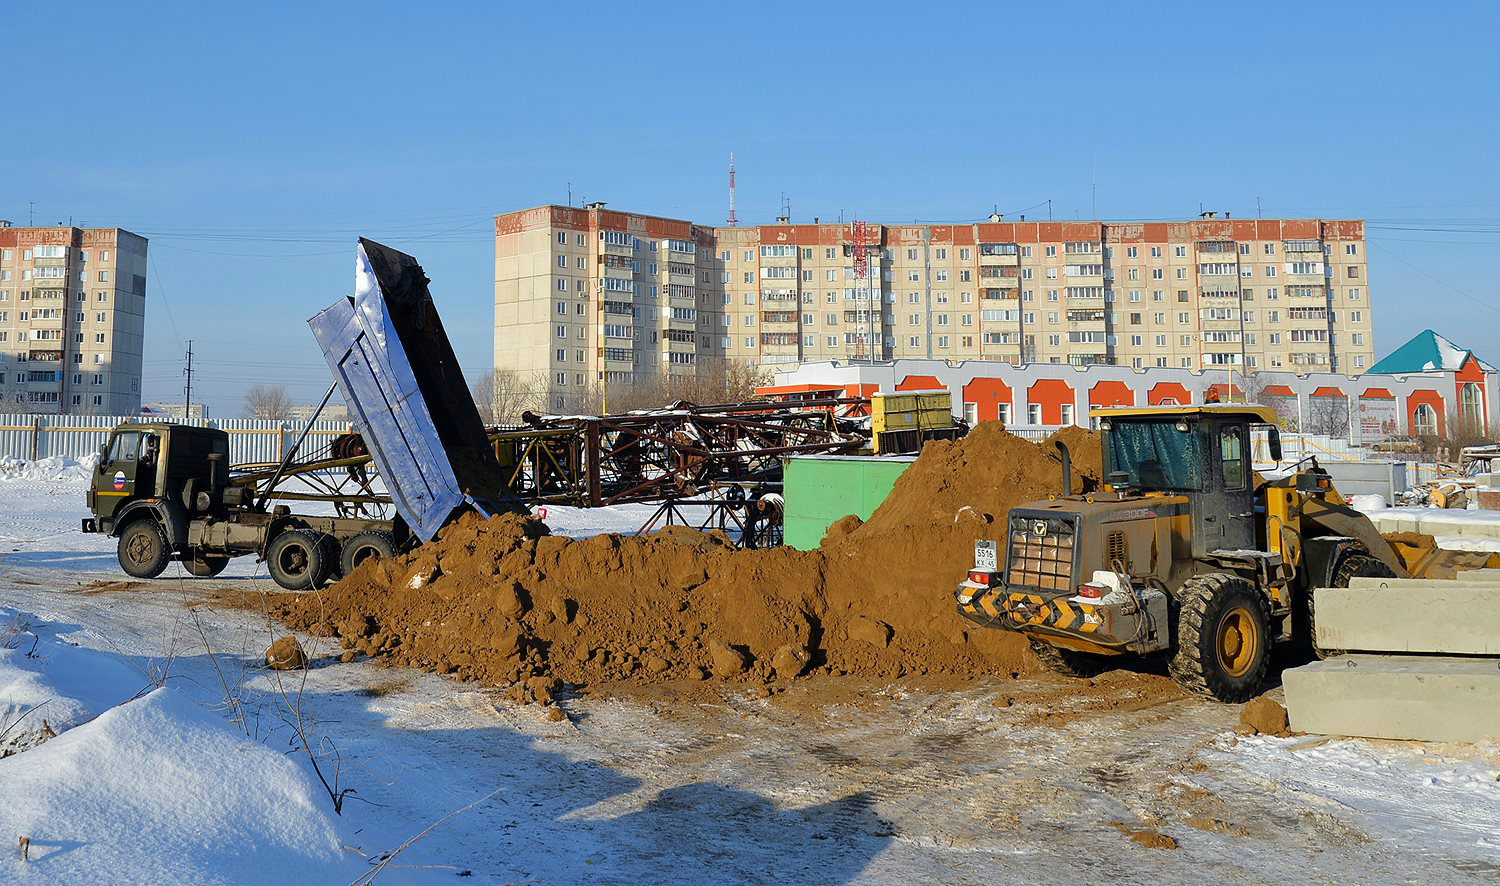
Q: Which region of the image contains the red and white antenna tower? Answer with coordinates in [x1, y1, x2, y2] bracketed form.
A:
[851, 220, 871, 360]
[726, 152, 738, 227]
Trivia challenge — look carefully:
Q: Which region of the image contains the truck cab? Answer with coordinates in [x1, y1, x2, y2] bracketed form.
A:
[86, 423, 231, 535]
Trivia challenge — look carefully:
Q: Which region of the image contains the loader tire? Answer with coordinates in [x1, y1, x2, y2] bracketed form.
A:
[1028, 637, 1109, 678]
[1310, 553, 1397, 659]
[118, 518, 171, 579]
[184, 550, 230, 577]
[339, 531, 395, 576]
[267, 529, 332, 591]
[1168, 573, 1270, 703]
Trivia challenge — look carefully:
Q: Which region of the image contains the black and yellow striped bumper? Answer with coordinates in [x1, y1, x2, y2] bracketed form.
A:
[956, 585, 1124, 643]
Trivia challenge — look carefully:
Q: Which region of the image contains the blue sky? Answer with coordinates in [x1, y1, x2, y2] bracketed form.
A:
[4, 1, 1497, 416]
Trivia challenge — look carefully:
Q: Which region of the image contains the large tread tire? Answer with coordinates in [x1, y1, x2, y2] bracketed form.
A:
[339, 530, 396, 577]
[1169, 573, 1271, 703]
[266, 529, 332, 591]
[118, 518, 171, 579]
[1028, 637, 1110, 678]
[184, 551, 230, 577]
[1310, 553, 1397, 659]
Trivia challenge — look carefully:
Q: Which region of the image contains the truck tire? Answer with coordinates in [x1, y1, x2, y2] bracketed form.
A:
[340, 531, 395, 576]
[1310, 553, 1397, 659]
[1168, 573, 1271, 703]
[118, 518, 171, 579]
[266, 529, 332, 591]
[1028, 637, 1109, 678]
[184, 550, 230, 577]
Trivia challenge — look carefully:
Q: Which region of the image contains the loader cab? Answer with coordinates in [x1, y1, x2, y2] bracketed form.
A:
[89, 423, 231, 527]
[1097, 405, 1281, 558]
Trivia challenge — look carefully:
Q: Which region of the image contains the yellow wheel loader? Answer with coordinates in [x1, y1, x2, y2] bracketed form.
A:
[955, 405, 1461, 703]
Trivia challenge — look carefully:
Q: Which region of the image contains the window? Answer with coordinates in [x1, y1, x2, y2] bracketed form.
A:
[1027, 404, 1042, 424]
[1345, 243, 1358, 256]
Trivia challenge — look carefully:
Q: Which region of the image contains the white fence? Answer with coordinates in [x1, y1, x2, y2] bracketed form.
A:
[0, 414, 355, 467]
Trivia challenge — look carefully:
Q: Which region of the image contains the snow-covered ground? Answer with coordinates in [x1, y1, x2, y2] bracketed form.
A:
[2, 467, 1499, 882]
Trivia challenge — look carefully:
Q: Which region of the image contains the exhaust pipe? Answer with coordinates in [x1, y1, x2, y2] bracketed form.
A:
[1055, 441, 1072, 497]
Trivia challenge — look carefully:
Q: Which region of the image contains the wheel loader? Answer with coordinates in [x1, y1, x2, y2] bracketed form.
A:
[954, 404, 1456, 702]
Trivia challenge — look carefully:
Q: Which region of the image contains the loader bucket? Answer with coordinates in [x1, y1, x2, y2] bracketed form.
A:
[309, 239, 525, 541]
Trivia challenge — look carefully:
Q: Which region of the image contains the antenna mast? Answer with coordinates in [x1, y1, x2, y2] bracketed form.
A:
[726, 152, 738, 226]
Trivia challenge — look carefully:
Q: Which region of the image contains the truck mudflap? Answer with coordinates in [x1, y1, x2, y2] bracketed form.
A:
[309, 239, 525, 541]
[955, 585, 1170, 653]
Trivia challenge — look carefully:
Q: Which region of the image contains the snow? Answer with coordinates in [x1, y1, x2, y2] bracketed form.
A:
[0, 687, 359, 883]
[1348, 493, 1388, 512]
[0, 454, 98, 483]
[0, 457, 1498, 880]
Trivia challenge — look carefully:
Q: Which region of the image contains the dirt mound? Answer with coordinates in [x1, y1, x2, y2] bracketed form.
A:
[260, 422, 1103, 698]
[1238, 696, 1290, 737]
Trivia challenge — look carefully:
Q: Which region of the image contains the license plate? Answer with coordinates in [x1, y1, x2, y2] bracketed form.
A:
[974, 539, 997, 572]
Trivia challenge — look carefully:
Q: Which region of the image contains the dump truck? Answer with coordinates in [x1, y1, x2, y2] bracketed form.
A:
[954, 404, 1434, 702]
[83, 239, 524, 589]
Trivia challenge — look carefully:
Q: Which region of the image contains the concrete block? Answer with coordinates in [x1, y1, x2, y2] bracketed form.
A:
[1457, 568, 1500, 582]
[1284, 655, 1500, 742]
[1314, 585, 1500, 655]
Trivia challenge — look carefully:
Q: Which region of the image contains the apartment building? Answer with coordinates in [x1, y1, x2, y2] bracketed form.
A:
[0, 223, 147, 414]
[494, 205, 1373, 411]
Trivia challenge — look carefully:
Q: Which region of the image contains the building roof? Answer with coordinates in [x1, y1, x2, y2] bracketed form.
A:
[1366, 329, 1495, 375]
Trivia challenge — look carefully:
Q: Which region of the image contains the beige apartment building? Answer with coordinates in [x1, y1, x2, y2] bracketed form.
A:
[494, 205, 1373, 412]
[0, 223, 147, 414]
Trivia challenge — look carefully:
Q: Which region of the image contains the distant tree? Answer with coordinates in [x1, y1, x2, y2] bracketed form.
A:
[244, 384, 294, 421]
[1304, 395, 1350, 438]
[470, 370, 545, 425]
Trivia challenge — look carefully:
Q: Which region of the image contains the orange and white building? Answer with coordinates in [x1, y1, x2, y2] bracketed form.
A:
[765, 328, 1494, 440]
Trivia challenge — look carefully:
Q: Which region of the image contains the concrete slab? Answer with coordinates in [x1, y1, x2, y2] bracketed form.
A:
[1455, 568, 1500, 582]
[1315, 585, 1500, 654]
[1284, 655, 1500, 742]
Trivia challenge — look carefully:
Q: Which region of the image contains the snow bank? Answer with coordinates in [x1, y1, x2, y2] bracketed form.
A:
[0, 454, 99, 482]
[0, 688, 359, 883]
[0, 610, 370, 883]
[1, 609, 145, 756]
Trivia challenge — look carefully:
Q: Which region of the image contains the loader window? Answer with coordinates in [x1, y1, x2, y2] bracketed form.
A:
[1219, 425, 1246, 490]
[1104, 419, 1207, 492]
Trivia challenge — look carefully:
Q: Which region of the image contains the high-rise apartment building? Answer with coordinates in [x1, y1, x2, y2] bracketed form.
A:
[0, 223, 147, 414]
[495, 205, 1373, 412]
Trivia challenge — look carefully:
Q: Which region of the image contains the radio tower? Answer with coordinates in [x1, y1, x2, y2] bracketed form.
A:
[726, 152, 738, 227]
[851, 220, 871, 361]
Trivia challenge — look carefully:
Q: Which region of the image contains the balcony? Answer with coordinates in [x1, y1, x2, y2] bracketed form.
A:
[761, 310, 798, 325]
[1283, 240, 1323, 254]
[666, 263, 695, 281]
[601, 240, 633, 258]
[981, 287, 1018, 300]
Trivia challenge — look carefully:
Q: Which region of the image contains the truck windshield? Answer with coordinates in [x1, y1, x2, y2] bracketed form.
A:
[1106, 419, 1206, 492]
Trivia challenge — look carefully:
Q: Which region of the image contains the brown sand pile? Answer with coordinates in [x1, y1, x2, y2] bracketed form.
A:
[262, 422, 1100, 699]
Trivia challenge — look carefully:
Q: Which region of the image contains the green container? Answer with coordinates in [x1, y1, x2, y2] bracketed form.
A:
[782, 454, 916, 550]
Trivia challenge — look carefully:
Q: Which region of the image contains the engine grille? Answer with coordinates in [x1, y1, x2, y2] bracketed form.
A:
[1006, 514, 1077, 592]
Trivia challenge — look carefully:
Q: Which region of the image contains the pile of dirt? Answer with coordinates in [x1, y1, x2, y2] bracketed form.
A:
[260, 422, 1102, 699]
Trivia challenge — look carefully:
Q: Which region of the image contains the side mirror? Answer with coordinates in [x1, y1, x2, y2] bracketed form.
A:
[1267, 427, 1283, 462]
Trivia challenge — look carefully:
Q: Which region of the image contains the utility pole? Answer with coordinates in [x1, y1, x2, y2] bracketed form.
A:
[183, 340, 194, 422]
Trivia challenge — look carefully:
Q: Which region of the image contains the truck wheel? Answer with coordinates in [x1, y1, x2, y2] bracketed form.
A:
[184, 551, 230, 577]
[1168, 573, 1270, 703]
[340, 531, 395, 576]
[1028, 637, 1109, 678]
[118, 519, 171, 579]
[1310, 553, 1397, 659]
[266, 529, 332, 591]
